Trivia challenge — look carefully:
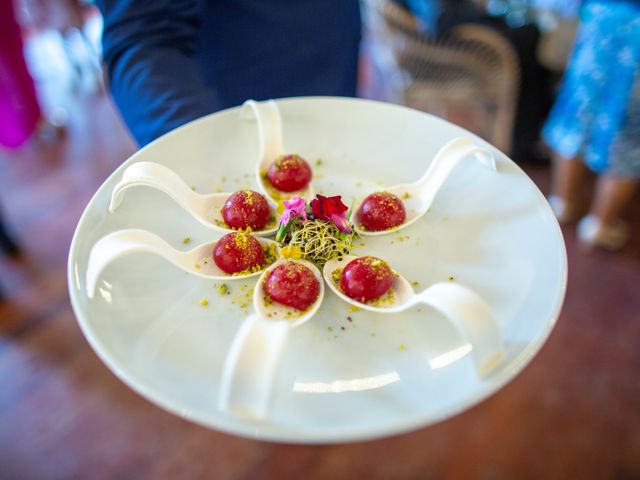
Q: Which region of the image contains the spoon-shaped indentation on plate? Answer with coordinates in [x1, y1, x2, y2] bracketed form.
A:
[242, 99, 315, 203]
[355, 137, 496, 236]
[109, 162, 278, 236]
[323, 255, 503, 376]
[218, 258, 324, 420]
[85, 229, 280, 299]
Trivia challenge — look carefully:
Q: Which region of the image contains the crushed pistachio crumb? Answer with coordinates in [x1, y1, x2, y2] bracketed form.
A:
[448, 275, 455, 281]
[399, 344, 407, 351]
[331, 267, 343, 286]
[199, 298, 208, 306]
[365, 288, 396, 307]
[183, 236, 191, 244]
[218, 283, 228, 295]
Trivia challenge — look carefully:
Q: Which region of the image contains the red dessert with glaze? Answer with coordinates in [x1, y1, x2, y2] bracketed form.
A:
[213, 231, 265, 274]
[221, 190, 271, 230]
[264, 261, 320, 311]
[357, 192, 406, 231]
[267, 154, 312, 192]
[340, 256, 394, 303]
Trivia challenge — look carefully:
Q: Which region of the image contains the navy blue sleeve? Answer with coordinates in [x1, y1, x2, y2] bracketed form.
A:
[97, 0, 218, 146]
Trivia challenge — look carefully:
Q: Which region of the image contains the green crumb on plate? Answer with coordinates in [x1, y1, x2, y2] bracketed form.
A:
[183, 236, 191, 244]
[199, 298, 208, 306]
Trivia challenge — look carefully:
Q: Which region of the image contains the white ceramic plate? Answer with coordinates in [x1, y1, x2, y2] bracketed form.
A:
[68, 97, 567, 443]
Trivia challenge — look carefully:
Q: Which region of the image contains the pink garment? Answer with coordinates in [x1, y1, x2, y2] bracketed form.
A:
[0, 0, 42, 149]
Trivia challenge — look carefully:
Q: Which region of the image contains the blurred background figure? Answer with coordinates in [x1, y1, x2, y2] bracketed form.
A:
[544, 0, 640, 250]
[0, 0, 49, 149]
[18, 0, 103, 96]
[0, 0, 103, 151]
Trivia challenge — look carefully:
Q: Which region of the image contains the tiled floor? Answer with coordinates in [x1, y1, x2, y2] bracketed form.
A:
[1, 35, 640, 480]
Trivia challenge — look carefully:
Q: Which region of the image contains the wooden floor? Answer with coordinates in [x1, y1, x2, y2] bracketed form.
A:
[1, 90, 639, 480]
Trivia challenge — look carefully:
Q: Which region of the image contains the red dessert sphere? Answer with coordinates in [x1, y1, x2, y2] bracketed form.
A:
[221, 190, 271, 230]
[266, 154, 312, 192]
[264, 261, 320, 311]
[213, 232, 265, 274]
[340, 256, 394, 303]
[357, 192, 406, 231]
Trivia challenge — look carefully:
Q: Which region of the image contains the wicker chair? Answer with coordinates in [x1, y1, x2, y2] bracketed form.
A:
[373, 0, 520, 154]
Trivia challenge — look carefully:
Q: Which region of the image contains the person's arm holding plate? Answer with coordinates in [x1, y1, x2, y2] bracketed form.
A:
[97, 0, 218, 146]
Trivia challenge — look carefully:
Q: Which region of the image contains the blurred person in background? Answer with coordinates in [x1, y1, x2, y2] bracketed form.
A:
[19, 0, 103, 94]
[96, 0, 361, 147]
[544, 0, 640, 250]
[0, 0, 63, 150]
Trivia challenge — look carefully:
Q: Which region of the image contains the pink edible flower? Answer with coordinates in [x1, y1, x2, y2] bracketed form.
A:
[279, 196, 307, 226]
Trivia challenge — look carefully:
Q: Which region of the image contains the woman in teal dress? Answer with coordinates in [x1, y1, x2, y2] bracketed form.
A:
[544, 0, 640, 249]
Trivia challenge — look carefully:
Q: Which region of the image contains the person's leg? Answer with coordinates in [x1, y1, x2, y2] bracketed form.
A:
[577, 175, 638, 249]
[548, 152, 586, 223]
[591, 175, 638, 224]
